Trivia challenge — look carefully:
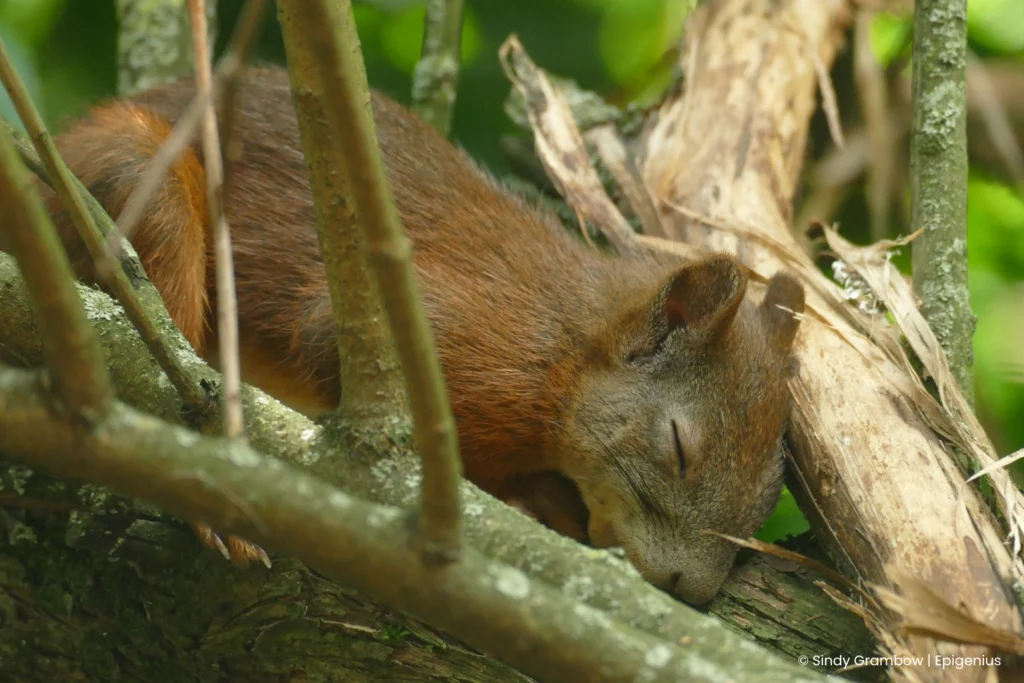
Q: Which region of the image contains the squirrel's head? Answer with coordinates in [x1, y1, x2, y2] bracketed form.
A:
[556, 254, 805, 605]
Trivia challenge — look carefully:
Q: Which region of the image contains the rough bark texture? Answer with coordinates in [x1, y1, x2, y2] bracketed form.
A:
[640, 0, 1019, 681]
[909, 0, 975, 405]
[0, 251, 869, 680]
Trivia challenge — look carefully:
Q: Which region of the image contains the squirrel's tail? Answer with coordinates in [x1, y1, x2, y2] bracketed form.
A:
[45, 102, 211, 353]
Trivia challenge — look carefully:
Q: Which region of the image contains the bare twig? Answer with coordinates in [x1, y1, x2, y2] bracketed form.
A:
[216, 0, 269, 189]
[0, 127, 112, 422]
[277, 0, 462, 563]
[910, 0, 975, 404]
[102, 2, 267, 279]
[187, 0, 244, 440]
[812, 45, 844, 149]
[0, 38, 211, 419]
[411, 0, 464, 136]
[586, 124, 666, 237]
[99, 81, 215, 273]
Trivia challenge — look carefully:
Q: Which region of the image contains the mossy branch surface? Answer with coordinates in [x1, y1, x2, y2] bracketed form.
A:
[0, 364, 827, 683]
[276, 0, 462, 560]
[910, 0, 975, 405]
[0, 128, 112, 423]
[412, 0, 465, 136]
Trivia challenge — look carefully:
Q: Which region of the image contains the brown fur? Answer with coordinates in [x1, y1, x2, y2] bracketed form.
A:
[43, 67, 805, 604]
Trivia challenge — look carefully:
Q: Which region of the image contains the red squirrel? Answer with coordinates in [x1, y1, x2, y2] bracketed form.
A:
[41, 66, 805, 605]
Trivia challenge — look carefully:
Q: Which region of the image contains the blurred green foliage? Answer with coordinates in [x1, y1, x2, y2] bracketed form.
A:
[0, 0, 1020, 542]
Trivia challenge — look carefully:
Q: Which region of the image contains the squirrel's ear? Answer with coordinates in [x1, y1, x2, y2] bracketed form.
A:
[660, 255, 747, 335]
[760, 273, 805, 348]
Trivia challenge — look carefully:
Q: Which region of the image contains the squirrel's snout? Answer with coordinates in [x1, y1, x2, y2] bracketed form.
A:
[634, 547, 733, 606]
[672, 573, 724, 606]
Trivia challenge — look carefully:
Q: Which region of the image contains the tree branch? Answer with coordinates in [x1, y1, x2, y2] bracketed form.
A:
[187, 0, 245, 440]
[0, 364, 827, 683]
[277, 0, 462, 561]
[638, 0, 1020, 676]
[910, 0, 975, 405]
[0, 128, 112, 423]
[276, 0, 405, 419]
[412, 0, 465, 136]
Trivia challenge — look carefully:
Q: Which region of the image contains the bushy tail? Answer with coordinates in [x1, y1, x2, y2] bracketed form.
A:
[44, 102, 211, 353]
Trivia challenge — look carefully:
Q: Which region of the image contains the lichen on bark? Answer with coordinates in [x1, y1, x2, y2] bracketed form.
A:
[910, 0, 976, 405]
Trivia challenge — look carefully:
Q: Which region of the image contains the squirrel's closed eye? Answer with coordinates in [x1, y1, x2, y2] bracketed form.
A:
[671, 419, 686, 477]
[626, 331, 671, 365]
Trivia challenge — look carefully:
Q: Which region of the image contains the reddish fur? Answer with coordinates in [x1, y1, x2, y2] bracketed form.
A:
[49, 67, 635, 496]
[42, 104, 210, 353]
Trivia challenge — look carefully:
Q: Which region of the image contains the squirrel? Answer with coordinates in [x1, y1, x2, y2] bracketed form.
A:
[40, 66, 805, 605]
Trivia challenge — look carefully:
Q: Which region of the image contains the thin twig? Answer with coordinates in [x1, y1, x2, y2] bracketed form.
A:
[216, 0, 269, 190]
[0, 38, 211, 419]
[811, 43, 844, 149]
[99, 83, 216, 274]
[0, 126, 112, 422]
[102, 2, 267, 279]
[278, 0, 462, 563]
[187, 0, 245, 440]
[586, 124, 666, 237]
[411, 0, 464, 136]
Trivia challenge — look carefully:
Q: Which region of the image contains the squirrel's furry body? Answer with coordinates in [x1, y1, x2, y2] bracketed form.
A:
[43, 66, 805, 604]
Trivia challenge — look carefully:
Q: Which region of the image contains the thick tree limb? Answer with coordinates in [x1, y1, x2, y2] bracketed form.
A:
[0, 364, 829, 683]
